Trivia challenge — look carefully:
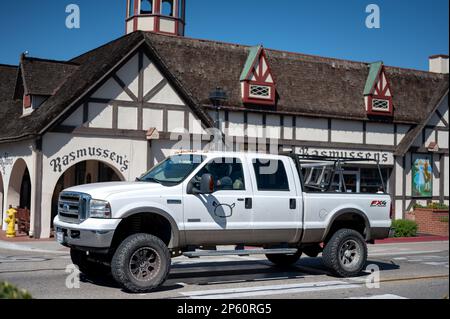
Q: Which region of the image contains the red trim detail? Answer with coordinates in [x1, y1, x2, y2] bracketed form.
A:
[375, 235, 448, 244]
[133, 0, 139, 31]
[23, 94, 31, 109]
[242, 49, 277, 106]
[366, 67, 394, 117]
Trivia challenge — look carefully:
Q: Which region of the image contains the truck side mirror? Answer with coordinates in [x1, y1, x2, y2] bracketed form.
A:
[200, 174, 214, 194]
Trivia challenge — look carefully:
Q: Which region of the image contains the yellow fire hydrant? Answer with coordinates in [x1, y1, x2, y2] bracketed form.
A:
[4, 206, 17, 238]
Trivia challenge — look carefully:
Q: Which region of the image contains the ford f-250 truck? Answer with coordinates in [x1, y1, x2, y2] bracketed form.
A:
[54, 152, 393, 293]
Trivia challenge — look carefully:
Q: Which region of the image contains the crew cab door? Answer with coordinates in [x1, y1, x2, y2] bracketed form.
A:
[183, 156, 254, 245]
[246, 155, 302, 244]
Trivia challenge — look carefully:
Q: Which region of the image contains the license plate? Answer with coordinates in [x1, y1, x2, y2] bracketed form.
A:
[56, 231, 65, 244]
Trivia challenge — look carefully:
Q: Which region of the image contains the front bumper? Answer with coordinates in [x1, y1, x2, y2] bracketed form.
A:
[54, 216, 120, 251]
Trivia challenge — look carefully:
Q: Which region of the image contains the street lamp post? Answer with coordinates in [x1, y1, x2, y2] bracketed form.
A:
[209, 87, 228, 151]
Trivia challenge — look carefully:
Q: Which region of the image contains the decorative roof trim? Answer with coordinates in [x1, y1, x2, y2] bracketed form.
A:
[364, 61, 383, 95]
[394, 88, 449, 156]
[240, 45, 263, 81]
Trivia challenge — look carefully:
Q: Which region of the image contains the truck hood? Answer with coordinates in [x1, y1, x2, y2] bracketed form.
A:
[63, 182, 166, 200]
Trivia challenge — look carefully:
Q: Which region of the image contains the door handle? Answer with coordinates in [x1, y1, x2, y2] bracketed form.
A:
[245, 198, 252, 209]
[290, 198, 297, 210]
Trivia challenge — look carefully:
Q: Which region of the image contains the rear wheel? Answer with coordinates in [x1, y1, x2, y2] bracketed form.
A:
[111, 233, 171, 293]
[322, 228, 367, 277]
[266, 251, 302, 267]
[70, 248, 111, 278]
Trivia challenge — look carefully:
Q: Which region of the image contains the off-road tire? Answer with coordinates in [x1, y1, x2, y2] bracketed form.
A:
[322, 228, 368, 277]
[266, 251, 302, 267]
[111, 233, 171, 293]
[70, 248, 111, 278]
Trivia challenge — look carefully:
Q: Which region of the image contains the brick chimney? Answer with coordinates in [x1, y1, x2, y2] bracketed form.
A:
[429, 54, 449, 74]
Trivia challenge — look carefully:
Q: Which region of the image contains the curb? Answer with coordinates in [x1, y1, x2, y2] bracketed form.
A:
[0, 240, 69, 255]
[375, 236, 449, 244]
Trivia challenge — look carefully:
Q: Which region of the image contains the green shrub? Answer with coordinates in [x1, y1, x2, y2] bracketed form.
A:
[0, 282, 32, 299]
[440, 216, 449, 223]
[391, 219, 418, 238]
[428, 202, 449, 210]
[413, 202, 449, 210]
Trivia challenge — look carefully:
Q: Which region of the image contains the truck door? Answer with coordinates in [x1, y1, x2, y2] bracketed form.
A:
[247, 156, 302, 244]
[183, 156, 254, 245]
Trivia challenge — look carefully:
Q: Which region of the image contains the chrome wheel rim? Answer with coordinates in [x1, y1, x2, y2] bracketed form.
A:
[338, 239, 361, 269]
[129, 247, 161, 282]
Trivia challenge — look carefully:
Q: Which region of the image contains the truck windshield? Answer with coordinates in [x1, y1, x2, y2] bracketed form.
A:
[139, 154, 205, 186]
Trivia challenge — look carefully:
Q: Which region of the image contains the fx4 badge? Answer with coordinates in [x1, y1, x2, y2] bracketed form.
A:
[371, 200, 387, 207]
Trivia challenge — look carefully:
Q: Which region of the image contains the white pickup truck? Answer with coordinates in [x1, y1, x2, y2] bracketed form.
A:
[54, 151, 393, 293]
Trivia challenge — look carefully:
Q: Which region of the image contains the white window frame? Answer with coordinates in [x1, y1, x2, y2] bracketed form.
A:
[372, 98, 390, 112]
[249, 84, 272, 100]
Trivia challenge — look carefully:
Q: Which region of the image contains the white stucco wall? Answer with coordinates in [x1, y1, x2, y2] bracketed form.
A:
[117, 106, 138, 130]
[331, 120, 363, 144]
[88, 103, 113, 128]
[366, 123, 395, 145]
[296, 117, 328, 142]
[40, 133, 149, 238]
[143, 108, 164, 131]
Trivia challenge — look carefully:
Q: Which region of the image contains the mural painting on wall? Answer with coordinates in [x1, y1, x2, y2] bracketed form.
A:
[412, 154, 433, 198]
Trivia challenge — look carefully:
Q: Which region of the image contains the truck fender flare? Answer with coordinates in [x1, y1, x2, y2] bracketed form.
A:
[120, 207, 182, 248]
[322, 208, 371, 242]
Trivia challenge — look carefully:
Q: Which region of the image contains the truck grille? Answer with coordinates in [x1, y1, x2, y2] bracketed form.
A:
[58, 192, 91, 224]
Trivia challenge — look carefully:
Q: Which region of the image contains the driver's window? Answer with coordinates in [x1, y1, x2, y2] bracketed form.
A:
[193, 158, 245, 191]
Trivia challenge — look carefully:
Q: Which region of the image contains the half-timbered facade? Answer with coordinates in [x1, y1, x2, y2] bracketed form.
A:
[0, 1, 448, 239]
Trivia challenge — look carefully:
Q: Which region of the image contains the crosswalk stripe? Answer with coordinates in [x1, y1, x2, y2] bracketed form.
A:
[181, 281, 361, 299]
[369, 250, 445, 257]
[348, 294, 408, 299]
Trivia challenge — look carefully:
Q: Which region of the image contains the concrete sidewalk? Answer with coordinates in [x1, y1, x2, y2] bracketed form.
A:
[0, 239, 69, 254]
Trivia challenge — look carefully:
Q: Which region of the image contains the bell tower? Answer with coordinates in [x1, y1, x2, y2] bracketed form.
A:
[126, 0, 186, 36]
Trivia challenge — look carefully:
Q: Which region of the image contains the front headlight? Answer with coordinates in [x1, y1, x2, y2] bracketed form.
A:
[89, 199, 112, 219]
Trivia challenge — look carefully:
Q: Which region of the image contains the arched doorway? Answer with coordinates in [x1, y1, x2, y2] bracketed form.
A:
[50, 160, 124, 230]
[7, 159, 31, 210]
[0, 172, 4, 228]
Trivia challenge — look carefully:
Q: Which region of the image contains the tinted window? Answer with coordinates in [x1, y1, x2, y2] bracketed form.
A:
[194, 158, 245, 191]
[253, 159, 289, 191]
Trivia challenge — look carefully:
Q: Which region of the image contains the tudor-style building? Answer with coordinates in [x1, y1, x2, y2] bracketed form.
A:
[0, 0, 449, 239]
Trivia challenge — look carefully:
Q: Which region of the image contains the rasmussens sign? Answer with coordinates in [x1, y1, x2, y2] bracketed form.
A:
[295, 147, 394, 165]
[49, 147, 129, 173]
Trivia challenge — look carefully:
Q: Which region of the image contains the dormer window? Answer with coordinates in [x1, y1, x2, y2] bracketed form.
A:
[140, 0, 153, 14]
[240, 46, 276, 106]
[363, 61, 394, 116]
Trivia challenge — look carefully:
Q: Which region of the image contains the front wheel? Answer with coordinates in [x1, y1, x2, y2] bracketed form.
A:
[111, 233, 171, 293]
[322, 229, 368, 277]
[266, 251, 302, 267]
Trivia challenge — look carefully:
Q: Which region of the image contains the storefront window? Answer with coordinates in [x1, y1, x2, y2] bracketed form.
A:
[360, 168, 389, 193]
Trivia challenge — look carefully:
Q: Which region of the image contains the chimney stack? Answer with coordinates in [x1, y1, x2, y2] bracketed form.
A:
[429, 55, 449, 74]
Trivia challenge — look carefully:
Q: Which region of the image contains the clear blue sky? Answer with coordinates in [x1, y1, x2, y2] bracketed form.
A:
[0, 0, 448, 71]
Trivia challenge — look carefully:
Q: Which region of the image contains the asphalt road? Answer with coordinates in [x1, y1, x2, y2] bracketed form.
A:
[0, 241, 448, 299]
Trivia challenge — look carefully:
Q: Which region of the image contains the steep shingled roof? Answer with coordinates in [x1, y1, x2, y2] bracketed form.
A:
[0, 64, 18, 102]
[141, 32, 448, 123]
[0, 31, 448, 144]
[21, 58, 79, 96]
